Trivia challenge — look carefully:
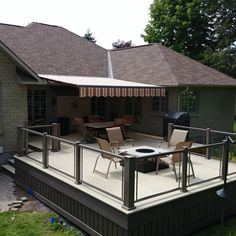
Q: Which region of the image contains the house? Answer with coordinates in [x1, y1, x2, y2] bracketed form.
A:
[0, 22, 163, 163]
[0, 22, 236, 163]
[110, 44, 236, 134]
[2, 22, 236, 236]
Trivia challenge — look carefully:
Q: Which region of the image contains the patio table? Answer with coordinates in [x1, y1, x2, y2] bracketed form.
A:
[84, 121, 114, 138]
[119, 145, 172, 173]
[84, 121, 114, 129]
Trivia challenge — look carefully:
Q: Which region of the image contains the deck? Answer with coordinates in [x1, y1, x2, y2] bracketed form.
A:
[14, 130, 236, 236]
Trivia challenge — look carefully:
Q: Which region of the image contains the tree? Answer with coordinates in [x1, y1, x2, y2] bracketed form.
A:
[142, 0, 212, 60]
[201, 0, 236, 77]
[83, 29, 96, 43]
[206, 0, 236, 50]
[142, 0, 236, 77]
[202, 47, 236, 78]
[112, 40, 134, 49]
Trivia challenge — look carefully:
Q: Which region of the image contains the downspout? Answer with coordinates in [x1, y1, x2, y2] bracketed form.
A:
[107, 51, 114, 78]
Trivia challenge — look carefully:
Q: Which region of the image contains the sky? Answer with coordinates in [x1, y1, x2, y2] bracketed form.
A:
[0, 0, 153, 49]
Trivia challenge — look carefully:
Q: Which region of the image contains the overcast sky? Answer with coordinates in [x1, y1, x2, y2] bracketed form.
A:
[0, 0, 153, 49]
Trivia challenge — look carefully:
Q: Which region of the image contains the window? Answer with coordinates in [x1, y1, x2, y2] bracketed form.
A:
[28, 89, 46, 123]
[125, 97, 142, 123]
[179, 89, 198, 113]
[91, 97, 106, 116]
[151, 92, 169, 113]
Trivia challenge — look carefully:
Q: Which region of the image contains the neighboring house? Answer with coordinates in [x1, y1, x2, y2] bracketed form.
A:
[0, 22, 236, 162]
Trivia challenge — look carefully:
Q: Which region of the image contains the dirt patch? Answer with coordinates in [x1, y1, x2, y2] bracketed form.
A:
[14, 187, 50, 212]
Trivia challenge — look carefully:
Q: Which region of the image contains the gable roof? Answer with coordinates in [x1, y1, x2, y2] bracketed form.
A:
[0, 22, 108, 77]
[110, 44, 236, 87]
[0, 40, 42, 84]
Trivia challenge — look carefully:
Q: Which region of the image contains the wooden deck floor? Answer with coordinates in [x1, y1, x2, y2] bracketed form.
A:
[16, 132, 236, 212]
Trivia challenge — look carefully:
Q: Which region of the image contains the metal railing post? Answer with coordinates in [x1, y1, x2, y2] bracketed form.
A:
[181, 147, 188, 192]
[75, 142, 82, 184]
[42, 132, 49, 169]
[122, 156, 136, 210]
[168, 123, 174, 144]
[51, 123, 60, 152]
[17, 125, 24, 156]
[57, 123, 61, 150]
[206, 128, 211, 159]
[221, 140, 228, 181]
[24, 127, 29, 155]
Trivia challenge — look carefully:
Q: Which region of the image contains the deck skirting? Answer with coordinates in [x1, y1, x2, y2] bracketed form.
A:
[15, 158, 236, 236]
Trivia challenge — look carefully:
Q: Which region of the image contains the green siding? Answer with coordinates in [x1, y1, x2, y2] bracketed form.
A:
[0, 49, 27, 153]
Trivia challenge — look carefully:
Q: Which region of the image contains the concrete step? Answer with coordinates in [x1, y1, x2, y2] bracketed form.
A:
[1, 164, 15, 176]
[8, 159, 15, 167]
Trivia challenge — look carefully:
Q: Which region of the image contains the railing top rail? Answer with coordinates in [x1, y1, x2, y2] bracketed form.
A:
[46, 134, 75, 145]
[172, 124, 206, 132]
[189, 141, 225, 151]
[22, 128, 44, 136]
[27, 124, 53, 129]
[79, 143, 124, 160]
[172, 124, 236, 137]
[211, 130, 236, 136]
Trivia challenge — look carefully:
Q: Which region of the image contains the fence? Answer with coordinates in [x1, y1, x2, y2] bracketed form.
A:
[16, 123, 236, 210]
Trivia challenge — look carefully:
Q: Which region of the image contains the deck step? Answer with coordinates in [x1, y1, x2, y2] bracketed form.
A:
[8, 159, 15, 167]
[1, 164, 15, 176]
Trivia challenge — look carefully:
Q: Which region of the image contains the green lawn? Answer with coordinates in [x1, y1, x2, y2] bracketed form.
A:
[192, 217, 236, 236]
[0, 211, 80, 236]
[234, 121, 236, 132]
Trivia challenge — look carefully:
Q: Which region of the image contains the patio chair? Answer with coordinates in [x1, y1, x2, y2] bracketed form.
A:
[93, 138, 121, 178]
[168, 129, 189, 147]
[73, 117, 95, 142]
[156, 141, 195, 182]
[106, 127, 134, 151]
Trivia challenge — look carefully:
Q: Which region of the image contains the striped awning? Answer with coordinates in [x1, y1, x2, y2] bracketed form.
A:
[79, 87, 165, 97]
[39, 74, 166, 97]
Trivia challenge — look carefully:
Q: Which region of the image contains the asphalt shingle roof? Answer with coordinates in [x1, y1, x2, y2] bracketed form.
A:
[0, 22, 235, 87]
[110, 44, 236, 87]
[0, 22, 108, 77]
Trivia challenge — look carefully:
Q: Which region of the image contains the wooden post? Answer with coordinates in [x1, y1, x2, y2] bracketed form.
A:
[51, 123, 60, 152]
[181, 147, 188, 192]
[122, 156, 136, 210]
[42, 132, 49, 169]
[17, 125, 23, 156]
[75, 142, 82, 184]
[168, 123, 174, 144]
[206, 128, 211, 159]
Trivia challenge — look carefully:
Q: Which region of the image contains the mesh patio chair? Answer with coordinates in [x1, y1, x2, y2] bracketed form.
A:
[168, 129, 189, 147]
[93, 138, 121, 178]
[156, 141, 195, 181]
[156, 128, 189, 179]
[106, 127, 134, 151]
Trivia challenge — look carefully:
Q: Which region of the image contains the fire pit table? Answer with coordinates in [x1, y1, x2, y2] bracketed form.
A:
[119, 146, 170, 173]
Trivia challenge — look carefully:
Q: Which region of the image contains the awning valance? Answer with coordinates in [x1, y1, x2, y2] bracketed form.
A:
[79, 87, 165, 97]
[39, 74, 165, 97]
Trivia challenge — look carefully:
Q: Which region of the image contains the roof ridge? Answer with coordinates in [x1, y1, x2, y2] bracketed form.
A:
[56, 25, 107, 51]
[156, 44, 180, 86]
[0, 22, 23, 28]
[111, 43, 153, 51]
[26, 22, 58, 28]
[24, 22, 107, 50]
[160, 44, 236, 83]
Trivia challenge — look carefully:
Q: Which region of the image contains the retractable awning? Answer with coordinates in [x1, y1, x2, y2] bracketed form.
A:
[39, 74, 165, 97]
